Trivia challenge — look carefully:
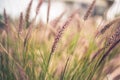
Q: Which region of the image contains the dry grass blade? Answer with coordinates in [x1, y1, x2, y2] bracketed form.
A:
[83, 0, 96, 21]
[18, 12, 23, 36]
[0, 43, 29, 80]
[90, 48, 105, 62]
[61, 57, 70, 80]
[47, 0, 51, 23]
[25, 0, 33, 28]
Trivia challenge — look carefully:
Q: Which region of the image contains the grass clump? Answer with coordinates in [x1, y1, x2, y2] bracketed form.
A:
[0, 0, 120, 80]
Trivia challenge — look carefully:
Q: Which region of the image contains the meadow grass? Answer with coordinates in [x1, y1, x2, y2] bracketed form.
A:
[0, 0, 120, 80]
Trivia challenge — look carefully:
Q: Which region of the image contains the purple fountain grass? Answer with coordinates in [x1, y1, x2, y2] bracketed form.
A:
[99, 38, 120, 65]
[25, 0, 33, 28]
[36, 0, 43, 16]
[100, 18, 120, 34]
[96, 17, 120, 37]
[83, 0, 96, 21]
[47, 0, 51, 23]
[4, 9, 8, 25]
[45, 10, 79, 78]
[106, 25, 120, 47]
[23, 20, 34, 48]
[92, 23, 120, 62]
[50, 10, 79, 54]
[24, 0, 43, 49]
[18, 12, 23, 36]
[97, 23, 120, 65]
[3, 9, 9, 33]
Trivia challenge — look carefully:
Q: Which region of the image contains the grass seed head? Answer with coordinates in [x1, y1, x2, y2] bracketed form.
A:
[3, 8, 9, 33]
[83, 0, 96, 21]
[25, 0, 33, 28]
[99, 38, 120, 65]
[51, 10, 79, 54]
[100, 17, 120, 34]
[47, 0, 51, 23]
[106, 24, 120, 47]
[18, 12, 23, 35]
[36, 0, 43, 16]
[4, 8, 8, 24]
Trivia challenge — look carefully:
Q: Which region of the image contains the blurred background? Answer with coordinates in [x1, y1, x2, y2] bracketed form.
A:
[0, 0, 119, 23]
